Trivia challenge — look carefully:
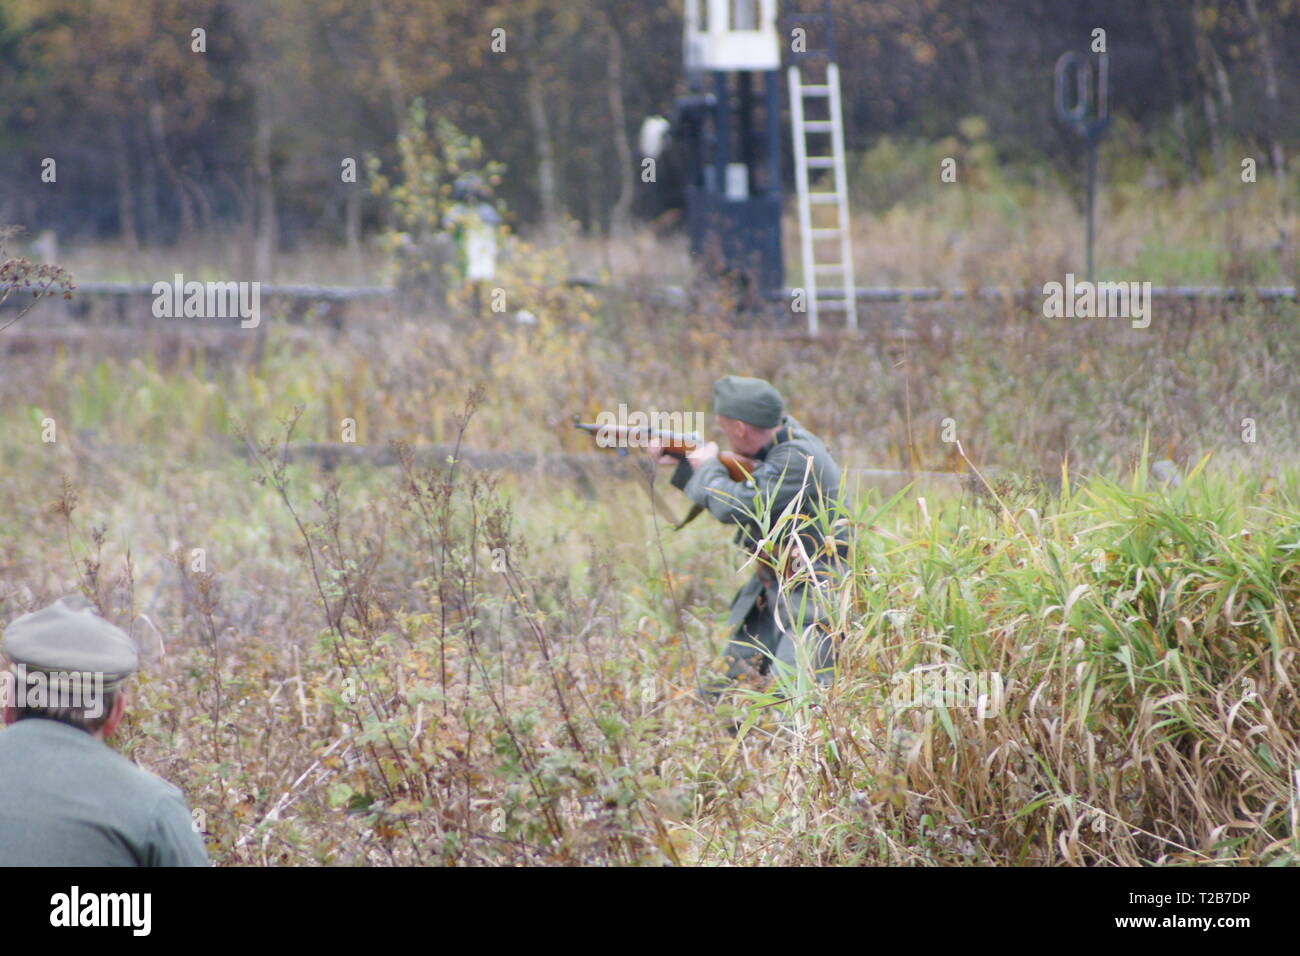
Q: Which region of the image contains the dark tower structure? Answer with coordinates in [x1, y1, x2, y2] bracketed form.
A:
[678, 0, 784, 296]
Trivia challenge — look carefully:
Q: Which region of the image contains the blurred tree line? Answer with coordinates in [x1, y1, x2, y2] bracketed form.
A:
[0, 0, 1295, 253]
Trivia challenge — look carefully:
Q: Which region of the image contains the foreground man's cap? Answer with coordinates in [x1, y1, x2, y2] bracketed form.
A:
[2, 596, 138, 690]
[714, 375, 784, 429]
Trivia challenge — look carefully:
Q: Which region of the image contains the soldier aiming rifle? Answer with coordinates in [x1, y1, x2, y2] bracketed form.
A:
[648, 375, 852, 695]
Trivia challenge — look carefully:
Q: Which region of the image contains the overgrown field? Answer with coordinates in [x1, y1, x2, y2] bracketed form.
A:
[1, 266, 1298, 865]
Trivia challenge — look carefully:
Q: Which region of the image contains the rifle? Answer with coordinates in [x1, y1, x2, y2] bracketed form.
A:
[573, 415, 756, 529]
[572, 416, 755, 482]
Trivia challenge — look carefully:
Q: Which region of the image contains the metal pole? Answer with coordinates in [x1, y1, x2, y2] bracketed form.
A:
[1086, 140, 1096, 284]
[714, 71, 729, 189]
[1055, 49, 1109, 285]
[737, 70, 754, 174]
[765, 70, 781, 196]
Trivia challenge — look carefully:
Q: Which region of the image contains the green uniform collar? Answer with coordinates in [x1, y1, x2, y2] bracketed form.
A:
[756, 415, 798, 460]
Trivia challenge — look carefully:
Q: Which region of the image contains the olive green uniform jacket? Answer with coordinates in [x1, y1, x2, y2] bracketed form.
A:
[0, 718, 209, 866]
[670, 415, 849, 681]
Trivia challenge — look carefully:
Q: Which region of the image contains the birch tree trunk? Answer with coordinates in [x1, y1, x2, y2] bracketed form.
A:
[605, 17, 634, 239]
[1244, 0, 1286, 199]
[527, 63, 560, 239]
[253, 85, 278, 278]
[1149, 0, 1198, 182]
[1191, 0, 1223, 176]
[112, 128, 138, 252]
[346, 187, 362, 255]
[369, 0, 407, 132]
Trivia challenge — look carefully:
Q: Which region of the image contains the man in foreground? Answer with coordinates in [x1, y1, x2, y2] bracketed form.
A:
[651, 375, 851, 693]
[0, 596, 209, 866]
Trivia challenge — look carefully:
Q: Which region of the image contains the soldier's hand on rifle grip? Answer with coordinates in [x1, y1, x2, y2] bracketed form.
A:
[687, 441, 719, 469]
[645, 439, 678, 467]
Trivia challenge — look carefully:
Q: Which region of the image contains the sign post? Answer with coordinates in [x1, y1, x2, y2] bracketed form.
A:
[1055, 49, 1110, 284]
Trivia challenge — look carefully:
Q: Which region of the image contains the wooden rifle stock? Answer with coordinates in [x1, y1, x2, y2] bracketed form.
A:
[573, 416, 756, 482]
[714, 451, 757, 482]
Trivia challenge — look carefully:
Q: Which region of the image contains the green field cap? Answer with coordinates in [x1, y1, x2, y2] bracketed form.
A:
[2, 596, 138, 690]
[713, 375, 784, 428]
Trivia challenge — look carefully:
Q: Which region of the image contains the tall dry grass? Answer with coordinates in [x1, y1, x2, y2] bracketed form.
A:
[2, 186, 1298, 865]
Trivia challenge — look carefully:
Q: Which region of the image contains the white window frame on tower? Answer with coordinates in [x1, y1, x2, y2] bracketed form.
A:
[683, 0, 780, 73]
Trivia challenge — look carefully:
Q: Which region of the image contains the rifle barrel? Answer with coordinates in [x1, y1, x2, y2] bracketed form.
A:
[574, 416, 755, 482]
[573, 419, 700, 446]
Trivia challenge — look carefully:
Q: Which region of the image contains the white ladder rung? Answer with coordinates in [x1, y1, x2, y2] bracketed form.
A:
[808, 192, 840, 204]
[801, 85, 831, 97]
[810, 228, 842, 239]
[803, 121, 834, 132]
[814, 264, 845, 274]
[806, 156, 835, 168]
